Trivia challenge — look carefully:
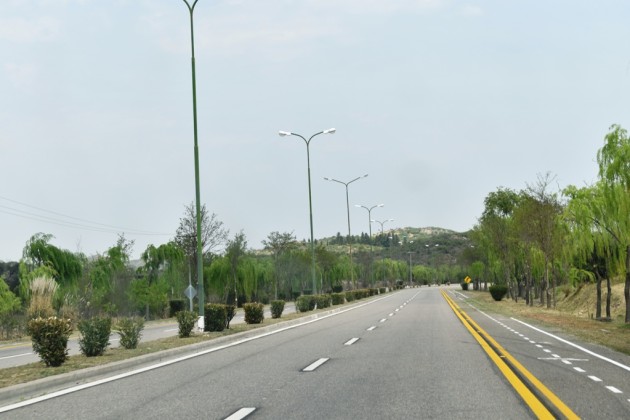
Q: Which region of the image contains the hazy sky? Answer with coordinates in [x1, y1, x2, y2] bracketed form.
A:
[2, 0, 629, 262]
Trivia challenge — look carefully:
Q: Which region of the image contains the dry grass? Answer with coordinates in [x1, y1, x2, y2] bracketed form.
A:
[465, 283, 630, 356]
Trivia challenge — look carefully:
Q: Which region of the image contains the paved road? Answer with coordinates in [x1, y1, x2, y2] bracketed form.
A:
[0, 303, 296, 369]
[2, 288, 629, 419]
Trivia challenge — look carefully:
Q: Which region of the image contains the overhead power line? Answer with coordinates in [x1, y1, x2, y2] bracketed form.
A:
[0, 196, 173, 236]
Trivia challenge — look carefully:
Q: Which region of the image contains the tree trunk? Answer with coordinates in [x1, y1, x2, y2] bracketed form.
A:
[545, 258, 551, 309]
[595, 272, 602, 320]
[625, 245, 630, 324]
[606, 276, 612, 321]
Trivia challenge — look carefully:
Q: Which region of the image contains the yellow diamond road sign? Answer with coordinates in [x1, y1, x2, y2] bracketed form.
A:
[464, 276, 472, 284]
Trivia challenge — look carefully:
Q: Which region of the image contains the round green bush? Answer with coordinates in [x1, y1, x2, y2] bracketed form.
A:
[270, 300, 285, 319]
[204, 304, 227, 332]
[78, 317, 112, 357]
[115, 317, 144, 349]
[244, 303, 264, 324]
[176, 310, 197, 338]
[489, 284, 508, 301]
[27, 317, 73, 367]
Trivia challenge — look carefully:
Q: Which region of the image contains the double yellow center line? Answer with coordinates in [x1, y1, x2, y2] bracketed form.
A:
[441, 291, 578, 420]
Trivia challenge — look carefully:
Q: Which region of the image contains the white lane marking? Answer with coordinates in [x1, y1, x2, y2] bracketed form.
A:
[551, 354, 560, 358]
[367, 326, 376, 331]
[588, 375, 602, 382]
[562, 360, 573, 365]
[606, 386, 622, 394]
[395, 309, 400, 312]
[225, 407, 256, 420]
[543, 349, 552, 353]
[164, 328, 178, 332]
[0, 352, 33, 360]
[388, 313, 394, 317]
[512, 318, 630, 373]
[574, 367, 586, 373]
[379, 318, 387, 323]
[303, 358, 329, 372]
[344, 338, 360, 346]
[536, 344, 543, 348]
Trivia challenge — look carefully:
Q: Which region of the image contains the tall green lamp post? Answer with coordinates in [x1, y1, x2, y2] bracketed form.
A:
[182, 0, 204, 323]
[323, 174, 368, 287]
[279, 128, 336, 295]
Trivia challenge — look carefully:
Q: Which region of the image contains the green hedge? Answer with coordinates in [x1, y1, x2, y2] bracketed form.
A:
[296, 295, 315, 312]
[331, 293, 345, 305]
[314, 294, 331, 309]
[78, 317, 111, 357]
[244, 303, 264, 324]
[204, 304, 227, 332]
[271, 300, 285, 319]
[27, 317, 73, 367]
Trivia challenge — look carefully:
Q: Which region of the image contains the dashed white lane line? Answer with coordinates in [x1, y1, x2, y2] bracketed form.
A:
[344, 338, 360, 346]
[367, 326, 376, 331]
[379, 318, 387, 323]
[606, 386, 622, 394]
[303, 358, 329, 372]
[225, 407, 256, 420]
[388, 313, 394, 317]
[574, 367, 586, 373]
[588, 375, 602, 382]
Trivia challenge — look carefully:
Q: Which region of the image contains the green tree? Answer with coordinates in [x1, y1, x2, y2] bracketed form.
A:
[21, 233, 83, 291]
[225, 231, 248, 306]
[596, 124, 630, 323]
[174, 202, 228, 291]
[262, 231, 298, 299]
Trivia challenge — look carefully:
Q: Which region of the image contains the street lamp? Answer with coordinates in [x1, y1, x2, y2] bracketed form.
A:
[279, 128, 336, 294]
[324, 174, 368, 286]
[181, 0, 205, 324]
[371, 218, 394, 235]
[355, 203, 383, 285]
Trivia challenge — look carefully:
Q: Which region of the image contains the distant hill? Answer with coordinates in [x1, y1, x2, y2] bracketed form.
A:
[317, 227, 472, 266]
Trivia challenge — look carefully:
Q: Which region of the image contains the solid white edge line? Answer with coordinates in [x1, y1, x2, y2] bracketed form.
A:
[303, 358, 329, 372]
[0, 293, 397, 413]
[225, 407, 256, 420]
[0, 352, 33, 360]
[344, 338, 359, 346]
[512, 317, 630, 372]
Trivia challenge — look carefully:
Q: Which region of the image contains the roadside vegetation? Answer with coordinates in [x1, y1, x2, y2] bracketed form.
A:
[1, 125, 630, 384]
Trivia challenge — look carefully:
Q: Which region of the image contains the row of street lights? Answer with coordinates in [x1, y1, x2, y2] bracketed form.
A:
[278, 130, 395, 293]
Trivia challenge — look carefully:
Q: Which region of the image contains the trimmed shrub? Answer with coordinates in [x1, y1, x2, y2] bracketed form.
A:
[489, 284, 508, 301]
[115, 317, 144, 349]
[169, 300, 186, 317]
[204, 304, 227, 332]
[27, 317, 72, 367]
[78, 316, 111, 357]
[345, 291, 355, 302]
[331, 293, 345, 305]
[368, 288, 377, 296]
[379, 287, 387, 294]
[176, 310, 197, 338]
[332, 285, 343, 293]
[244, 303, 264, 324]
[225, 304, 236, 329]
[296, 295, 314, 312]
[314, 294, 331, 309]
[271, 300, 285, 319]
